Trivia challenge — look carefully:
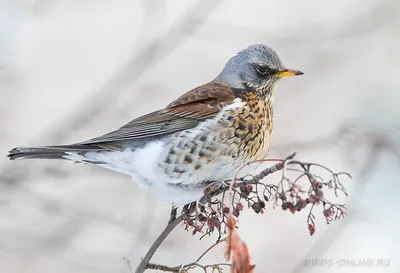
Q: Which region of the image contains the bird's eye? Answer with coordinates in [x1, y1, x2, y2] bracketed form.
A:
[256, 66, 269, 75]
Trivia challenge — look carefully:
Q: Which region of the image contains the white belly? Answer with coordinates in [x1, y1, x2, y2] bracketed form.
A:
[64, 138, 238, 206]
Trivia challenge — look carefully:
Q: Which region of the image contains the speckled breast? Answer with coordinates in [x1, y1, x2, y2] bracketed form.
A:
[160, 93, 273, 183]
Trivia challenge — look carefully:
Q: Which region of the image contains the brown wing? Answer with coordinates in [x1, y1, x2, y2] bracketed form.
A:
[78, 82, 235, 145]
[163, 81, 236, 119]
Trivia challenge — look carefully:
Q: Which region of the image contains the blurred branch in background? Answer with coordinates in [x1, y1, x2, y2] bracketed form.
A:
[0, 0, 222, 186]
[196, 0, 394, 48]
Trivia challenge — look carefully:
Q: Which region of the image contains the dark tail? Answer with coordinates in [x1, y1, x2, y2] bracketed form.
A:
[7, 145, 103, 160]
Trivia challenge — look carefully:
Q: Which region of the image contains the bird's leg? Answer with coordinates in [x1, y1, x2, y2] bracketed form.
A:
[169, 202, 197, 224]
[168, 206, 178, 224]
[182, 202, 197, 217]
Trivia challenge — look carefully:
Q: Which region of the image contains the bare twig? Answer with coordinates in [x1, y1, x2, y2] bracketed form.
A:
[146, 262, 231, 273]
[131, 156, 295, 273]
[135, 217, 184, 273]
[132, 151, 350, 273]
[145, 239, 228, 273]
[196, 238, 226, 263]
[245, 151, 297, 184]
[227, 151, 298, 213]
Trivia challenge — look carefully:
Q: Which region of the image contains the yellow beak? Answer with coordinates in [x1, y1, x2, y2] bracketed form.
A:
[277, 69, 304, 78]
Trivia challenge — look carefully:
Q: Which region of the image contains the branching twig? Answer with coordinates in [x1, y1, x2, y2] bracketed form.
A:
[145, 239, 228, 273]
[246, 151, 297, 184]
[146, 262, 231, 273]
[131, 151, 350, 272]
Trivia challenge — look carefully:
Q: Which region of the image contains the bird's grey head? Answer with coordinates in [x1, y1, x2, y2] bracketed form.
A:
[215, 44, 303, 99]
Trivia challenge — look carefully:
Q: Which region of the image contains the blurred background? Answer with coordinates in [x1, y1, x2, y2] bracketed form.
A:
[0, 0, 399, 272]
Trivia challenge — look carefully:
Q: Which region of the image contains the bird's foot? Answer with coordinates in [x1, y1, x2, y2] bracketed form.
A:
[168, 206, 178, 224]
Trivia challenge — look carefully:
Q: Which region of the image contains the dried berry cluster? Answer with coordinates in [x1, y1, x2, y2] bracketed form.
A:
[181, 157, 350, 238]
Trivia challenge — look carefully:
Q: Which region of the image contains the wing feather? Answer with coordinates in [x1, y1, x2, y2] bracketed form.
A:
[78, 82, 235, 145]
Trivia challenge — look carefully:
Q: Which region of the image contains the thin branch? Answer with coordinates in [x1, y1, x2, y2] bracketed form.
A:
[146, 262, 231, 273]
[246, 151, 297, 184]
[227, 151, 297, 214]
[196, 238, 226, 263]
[135, 217, 184, 273]
[144, 239, 228, 273]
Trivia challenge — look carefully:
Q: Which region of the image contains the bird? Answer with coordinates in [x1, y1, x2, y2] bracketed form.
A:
[8, 44, 303, 207]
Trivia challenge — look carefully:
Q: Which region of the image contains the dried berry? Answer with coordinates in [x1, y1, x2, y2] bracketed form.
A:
[198, 213, 206, 222]
[237, 202, 244, 211]
[295, 200, 306, 211]
[311, 179, 318, 185]
[213, 218, 221, 229]
[308, 224, 316, 236]
[192, 225, 202, 235]
[187, 219, 195, 226]
[281, 202, 292, 210]
[323, 209, 332, 218]
[245, 184, 253, 192]
[252, 203, 261, 214]
[315, 189, 324, 198]
[308, 196, 317, 204]
[240, 191, 250, 198]
[279, 193, 287, 201]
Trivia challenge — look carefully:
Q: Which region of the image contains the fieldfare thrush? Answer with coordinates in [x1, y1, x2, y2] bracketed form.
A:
[8, 44, 303, 206]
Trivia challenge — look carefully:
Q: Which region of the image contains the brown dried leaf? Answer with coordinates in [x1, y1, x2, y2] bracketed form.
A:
[225, 216, 256, 273]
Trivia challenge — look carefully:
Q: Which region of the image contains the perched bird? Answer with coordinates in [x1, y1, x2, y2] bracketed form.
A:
[8, 44, 303, 206]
